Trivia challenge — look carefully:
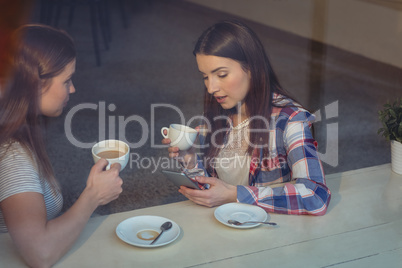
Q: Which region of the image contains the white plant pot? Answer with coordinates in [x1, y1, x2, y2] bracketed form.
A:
[391, 140, 402, 175]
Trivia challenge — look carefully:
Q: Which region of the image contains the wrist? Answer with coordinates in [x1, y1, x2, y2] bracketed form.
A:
[80, 186, 100, 211]
[232, 186, 237, 202]
[178, 156, 196, 169]
[177, 149, 197, 168]
[182, 161, 196, 170]
[231, 185, 238, 202]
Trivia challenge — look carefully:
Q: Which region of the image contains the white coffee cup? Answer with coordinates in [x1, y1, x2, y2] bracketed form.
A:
[92, 140, 130, 170]
[161, 124, 197, 151]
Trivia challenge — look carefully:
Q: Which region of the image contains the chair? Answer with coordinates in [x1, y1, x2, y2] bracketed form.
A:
[40, 0, 128, 66]
[56, 0, 110, 66]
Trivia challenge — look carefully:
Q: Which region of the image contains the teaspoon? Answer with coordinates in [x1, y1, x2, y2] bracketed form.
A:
[227, 219, 277, 226]
[150, 221, 172, 245]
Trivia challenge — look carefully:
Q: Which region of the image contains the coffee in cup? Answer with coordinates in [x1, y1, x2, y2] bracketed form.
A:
[161, 124, 197, 151]
[92, 140, 130, 170]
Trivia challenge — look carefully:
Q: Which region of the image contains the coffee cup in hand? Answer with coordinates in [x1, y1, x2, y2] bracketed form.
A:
[161, 124, 197, 151]
[92, 140, 130, 170]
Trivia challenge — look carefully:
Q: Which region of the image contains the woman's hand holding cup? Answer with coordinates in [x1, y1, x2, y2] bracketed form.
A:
[85, 159, 123, 206]
[87, 139, 127, 207]
[161, 124, 198, 169]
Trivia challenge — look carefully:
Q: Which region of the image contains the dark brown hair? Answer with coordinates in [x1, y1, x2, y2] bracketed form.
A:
[193, 20, 292, 173]
[0, 24, 76, 191]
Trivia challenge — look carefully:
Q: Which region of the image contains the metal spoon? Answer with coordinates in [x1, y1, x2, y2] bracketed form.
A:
[150, 221, 173, 245]
[227, 219, 277, 226]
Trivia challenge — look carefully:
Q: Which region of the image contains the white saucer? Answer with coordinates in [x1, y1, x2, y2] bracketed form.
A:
[116, 215, 180, 248]
[214, 203, 268, 229]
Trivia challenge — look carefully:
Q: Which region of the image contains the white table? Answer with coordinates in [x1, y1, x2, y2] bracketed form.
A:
[1, 164, 402, 268]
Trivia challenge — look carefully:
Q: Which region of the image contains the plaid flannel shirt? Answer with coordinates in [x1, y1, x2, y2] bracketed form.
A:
[194, 96, 331, 215]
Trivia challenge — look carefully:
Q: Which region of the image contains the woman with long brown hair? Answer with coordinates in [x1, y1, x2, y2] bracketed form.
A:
[0, 24, 123, 267]
[163, 20, 331, 215]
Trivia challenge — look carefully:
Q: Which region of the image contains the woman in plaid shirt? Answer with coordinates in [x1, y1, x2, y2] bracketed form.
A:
[163, 20, 331, 216]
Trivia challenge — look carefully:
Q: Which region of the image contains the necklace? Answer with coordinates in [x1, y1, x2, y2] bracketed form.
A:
[232, 117, 250, 129]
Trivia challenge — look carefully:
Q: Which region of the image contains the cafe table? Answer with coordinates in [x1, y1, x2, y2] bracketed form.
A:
[1, 164, 401, 268]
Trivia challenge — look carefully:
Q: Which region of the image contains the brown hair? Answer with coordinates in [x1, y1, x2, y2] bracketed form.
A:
[193, 20, 293, 174]
[0, 24, 76, 191]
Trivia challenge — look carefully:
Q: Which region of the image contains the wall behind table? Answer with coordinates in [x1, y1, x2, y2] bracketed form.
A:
[185, 0, 402, 69]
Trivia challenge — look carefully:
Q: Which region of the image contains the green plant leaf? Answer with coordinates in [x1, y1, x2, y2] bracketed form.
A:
[378, 98, 402, 141]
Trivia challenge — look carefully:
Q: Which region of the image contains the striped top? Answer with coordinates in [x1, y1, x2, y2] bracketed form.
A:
[0, 142, 63, 233]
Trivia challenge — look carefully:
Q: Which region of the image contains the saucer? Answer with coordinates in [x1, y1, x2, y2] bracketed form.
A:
[214, 203, 268, 229]
[116, 215, 180, 248]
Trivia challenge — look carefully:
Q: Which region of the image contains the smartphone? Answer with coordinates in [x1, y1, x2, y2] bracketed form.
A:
[161, 170, 202, 190]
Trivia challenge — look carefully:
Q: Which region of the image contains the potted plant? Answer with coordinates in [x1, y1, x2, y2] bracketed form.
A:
[378, 98, 402, 174]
